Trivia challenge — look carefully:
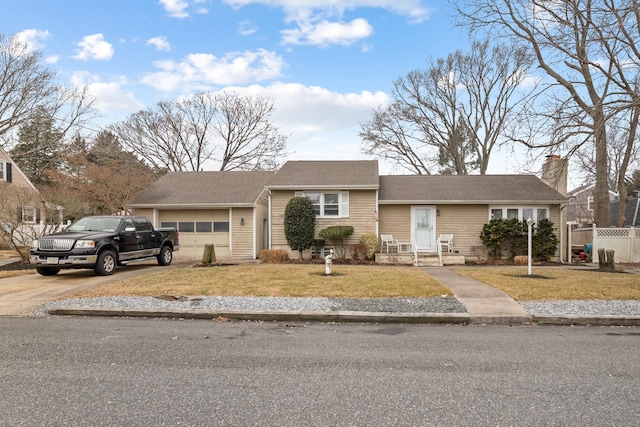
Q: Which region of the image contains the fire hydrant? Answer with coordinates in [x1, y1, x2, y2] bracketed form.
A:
[325, 249, 334, 275]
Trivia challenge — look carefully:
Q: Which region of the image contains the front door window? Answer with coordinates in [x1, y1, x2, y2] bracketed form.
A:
[413, 206, 434, 251]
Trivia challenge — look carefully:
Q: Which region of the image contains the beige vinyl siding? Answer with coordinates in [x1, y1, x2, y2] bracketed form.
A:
[231, 207, 254, 258]
[270, 189, 378, 258]
[255, 190, 269, 256]
[435, 204, 488, 258]
[378, 205, 411, 244]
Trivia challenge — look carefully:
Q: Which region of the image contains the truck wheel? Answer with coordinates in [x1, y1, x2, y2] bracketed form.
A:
[36, 267, 60, 276]
[157, 245, 173, 266]
[94, 250, 117, 276]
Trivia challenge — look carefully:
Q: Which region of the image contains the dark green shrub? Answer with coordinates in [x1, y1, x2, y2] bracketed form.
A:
[480, 217, 558, 261]
[284, 197, 316, 259]
[532, 218, 559, 261]
[479, 218, 525, 259]
[318, 225, 354, 258]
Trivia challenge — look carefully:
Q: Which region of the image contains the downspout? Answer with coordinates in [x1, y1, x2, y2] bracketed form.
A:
[559, 204, 565, 263]
[252, 204, 257, 259]
[229, 207, 233, 258]
[267, 189, 272, 250]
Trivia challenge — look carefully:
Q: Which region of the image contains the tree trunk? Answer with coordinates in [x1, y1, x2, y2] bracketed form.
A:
[593, 108, 611, 227]
[202, 244, 216, 264]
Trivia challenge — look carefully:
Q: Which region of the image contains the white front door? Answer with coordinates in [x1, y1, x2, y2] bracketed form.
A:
[412, 206, 435, 251]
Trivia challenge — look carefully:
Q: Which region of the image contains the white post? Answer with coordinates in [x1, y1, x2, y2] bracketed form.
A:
[527, 217, 534, 276]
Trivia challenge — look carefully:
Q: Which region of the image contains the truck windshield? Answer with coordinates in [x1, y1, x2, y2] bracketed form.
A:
[67, 217, 122, 232]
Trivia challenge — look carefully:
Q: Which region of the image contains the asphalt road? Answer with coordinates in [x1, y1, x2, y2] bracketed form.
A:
[1, 317, 638, 426]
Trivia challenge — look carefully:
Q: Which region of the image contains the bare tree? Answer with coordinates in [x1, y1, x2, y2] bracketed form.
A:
[0, 34, 96, 154]
[0, 185, 49, 262]
[454, 0, 640, 226]
[111, 91, 288, 172]
[360, 39, 535, 175]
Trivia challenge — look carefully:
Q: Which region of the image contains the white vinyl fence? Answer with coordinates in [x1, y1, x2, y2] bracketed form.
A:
[572, 226, 640, 263]
[11, 220, 70, 247]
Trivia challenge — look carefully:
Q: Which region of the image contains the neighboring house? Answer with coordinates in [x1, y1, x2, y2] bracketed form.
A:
[610, 193, 640, 227]
[132, 157, 568, 263]
[0, 148, 44, 248]
[567, 183, 619, 228]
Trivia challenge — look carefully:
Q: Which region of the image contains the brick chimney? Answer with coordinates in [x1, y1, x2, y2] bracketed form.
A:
[541, 155, 568, 196]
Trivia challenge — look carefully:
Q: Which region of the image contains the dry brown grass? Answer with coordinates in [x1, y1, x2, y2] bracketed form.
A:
[451, 266, 640, 301]
[68, 264, 450, 299]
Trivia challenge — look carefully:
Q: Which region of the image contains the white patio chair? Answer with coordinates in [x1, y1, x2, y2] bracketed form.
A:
[380, 234, 400, 253]
[438, 234, 453, 253]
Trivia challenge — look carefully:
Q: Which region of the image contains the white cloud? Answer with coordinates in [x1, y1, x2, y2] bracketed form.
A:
[223, 0, 433, 23]
[238, 20, 258, 36]
[45, 55, 59, 64]
[71, 71, 144, 112]
[281, 18, 373, 47]
[141, 49, 286, 91]
[160, 0, 209, 18]
[15, 29, 50, 51]
[147, 36, 171, 52]
[73, 34, 114, 61]
[214, 82, 389, 160]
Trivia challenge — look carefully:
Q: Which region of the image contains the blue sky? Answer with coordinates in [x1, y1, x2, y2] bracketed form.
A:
[2, 0, 528, 174]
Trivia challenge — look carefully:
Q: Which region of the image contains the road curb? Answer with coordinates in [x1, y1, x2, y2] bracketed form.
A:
[47, 306, 471, 324]
[532, 314, 640, 326]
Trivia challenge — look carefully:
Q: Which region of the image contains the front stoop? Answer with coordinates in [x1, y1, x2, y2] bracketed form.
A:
[375, 252, 465, 267]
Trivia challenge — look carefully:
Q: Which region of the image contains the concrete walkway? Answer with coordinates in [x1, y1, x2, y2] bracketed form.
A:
[423, 267, 532, 325]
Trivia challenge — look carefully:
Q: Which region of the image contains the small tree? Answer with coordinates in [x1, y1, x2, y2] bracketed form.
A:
[318, 225, 355, 259]
[359, 233, 379, 260]
[284, 197, 316, 259]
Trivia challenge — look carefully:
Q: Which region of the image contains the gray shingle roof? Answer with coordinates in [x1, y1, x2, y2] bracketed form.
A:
[379, 175, 567, 204]
[131, 171, 275, 207]
[266, 160, 379, 189]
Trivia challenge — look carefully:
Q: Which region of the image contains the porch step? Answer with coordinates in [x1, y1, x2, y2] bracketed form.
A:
[375, 252, 465, 267]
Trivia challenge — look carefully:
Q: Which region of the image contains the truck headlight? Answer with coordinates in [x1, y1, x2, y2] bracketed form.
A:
[74, 240, 95, 249]
[31, 239, 39, 249]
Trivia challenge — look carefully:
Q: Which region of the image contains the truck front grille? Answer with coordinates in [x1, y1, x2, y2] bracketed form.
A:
[38, 239, 75, 251]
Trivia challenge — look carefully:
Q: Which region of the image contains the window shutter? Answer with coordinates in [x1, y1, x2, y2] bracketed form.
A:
[6, 163, 11, 183]
[340, 192, 349, 217]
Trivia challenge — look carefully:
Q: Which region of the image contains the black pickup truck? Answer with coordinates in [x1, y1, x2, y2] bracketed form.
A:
[30, 216, 179, 276]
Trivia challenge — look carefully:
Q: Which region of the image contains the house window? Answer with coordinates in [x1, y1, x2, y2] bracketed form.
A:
[161, 222, 177, 229]
[0, 160, 5, 181]
[295, 191, 349, 218]
[178, 222, 195, 232]
[213, 221, 229, 232]
[22, 206, 37, 223]
[489, 206, 550, 224]
[587, 196, 594, 212]
[196, 222, 212, 232]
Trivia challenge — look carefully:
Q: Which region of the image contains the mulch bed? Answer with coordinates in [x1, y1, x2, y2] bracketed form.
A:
[0, 261, 36, 271]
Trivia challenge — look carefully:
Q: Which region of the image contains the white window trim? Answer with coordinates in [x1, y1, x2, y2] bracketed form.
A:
[489, 206, 549, 223]
[295, 191, 349, 218]
[0, 160, 6, 181]
[22, 206, 37, 224]
[587, 196, 594, 212]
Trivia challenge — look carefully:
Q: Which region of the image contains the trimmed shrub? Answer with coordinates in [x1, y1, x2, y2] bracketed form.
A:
[259, 249, 289, 263]
[284, 197, 316, 259]
[359, 233, 379, 260]
[318, 225, 354, 258]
